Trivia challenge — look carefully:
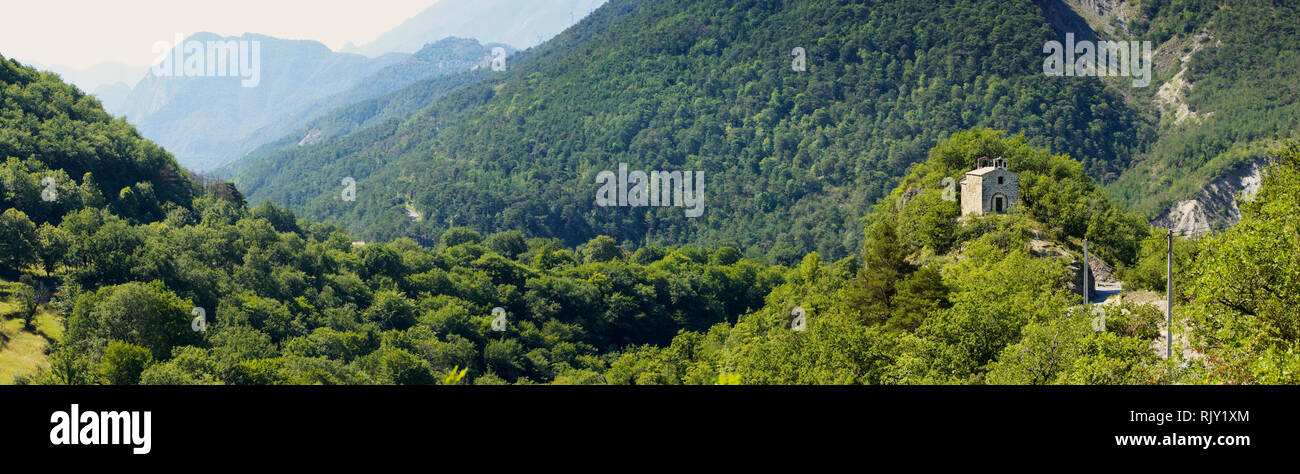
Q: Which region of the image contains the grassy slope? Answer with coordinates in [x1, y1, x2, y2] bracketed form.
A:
[0, 281, 62, 384]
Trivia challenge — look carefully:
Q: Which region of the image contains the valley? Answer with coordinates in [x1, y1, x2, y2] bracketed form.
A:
[0, 0, 1297, 387]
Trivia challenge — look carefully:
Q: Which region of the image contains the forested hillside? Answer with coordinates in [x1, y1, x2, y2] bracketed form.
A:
[647, 128, 1162, 385]
[0, 55, 193, 228]
[3, 54, 788, 384]
[233, 0, 1146, 263]
[218, 37, 512, 173]
[3, 3, 1297, 386]
[1166, 142, 1300, 384]
[0, 63, 1179, 385]
[1101, 0, 1300, 220]
[220, 68, 495, 189]
[226, 0, 1300, 263]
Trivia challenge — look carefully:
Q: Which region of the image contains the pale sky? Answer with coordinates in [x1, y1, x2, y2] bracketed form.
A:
[0, 0, 439, 69]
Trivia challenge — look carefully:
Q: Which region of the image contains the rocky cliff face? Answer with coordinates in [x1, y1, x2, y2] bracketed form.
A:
[1058, 0, 1134, 37]
[1152, 158, 1270, 235]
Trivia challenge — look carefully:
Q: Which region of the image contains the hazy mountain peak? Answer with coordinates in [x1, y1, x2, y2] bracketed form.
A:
[33, 60, 145, 96]
[120, 32, 410, 171]
[345, 0, 607, 56]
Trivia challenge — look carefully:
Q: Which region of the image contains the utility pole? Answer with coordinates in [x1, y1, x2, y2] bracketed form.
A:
[1166, 229, 1173, 359]
[1083, 238, 1089, 304]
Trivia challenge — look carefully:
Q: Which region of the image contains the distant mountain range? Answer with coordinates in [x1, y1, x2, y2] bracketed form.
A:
[342, 0, 607, 56]
[221, 36, 512, 171]
[92, 81, 132, 114]
[98, 1, 601, 172]
[116, 33, 510, 172]
[116, 32, 404, 172]
[34, 60, 142, 94]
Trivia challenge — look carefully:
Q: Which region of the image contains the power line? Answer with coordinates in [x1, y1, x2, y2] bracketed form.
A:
[1160, 223, 1219, 237]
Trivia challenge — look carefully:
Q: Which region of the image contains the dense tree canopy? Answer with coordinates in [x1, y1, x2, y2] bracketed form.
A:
[1179, 143, 1300, 384]
[17, 123, 1183, 386]
[232, 0, 1148, 264]
[4, 5, 1298, 386]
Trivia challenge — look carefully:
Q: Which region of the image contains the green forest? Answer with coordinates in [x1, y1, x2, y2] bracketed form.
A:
[3, 52, 1298, 384]
[1105, 0, 1300, 217]
[223, 0, 1300, 265]
[3, 0, 1299, 385]
[231, 0, 1149, 263]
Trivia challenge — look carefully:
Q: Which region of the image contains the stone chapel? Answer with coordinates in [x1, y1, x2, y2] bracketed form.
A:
[959, 157, 1019, 216]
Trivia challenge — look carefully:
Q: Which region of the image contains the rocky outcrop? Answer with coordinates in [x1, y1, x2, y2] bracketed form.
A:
[1152, 157, 1271, 235]
[1059, 0, 1134, 37]
[297, 129, 325, 147]
[1154, 32, 1213, 125]
[1030, 235, 1096, 300]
